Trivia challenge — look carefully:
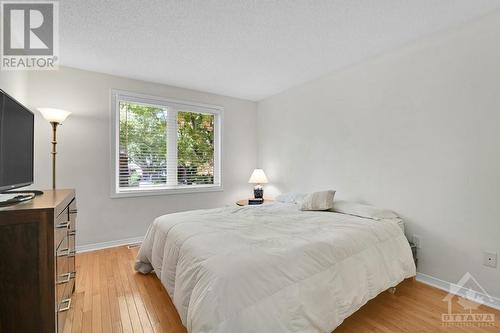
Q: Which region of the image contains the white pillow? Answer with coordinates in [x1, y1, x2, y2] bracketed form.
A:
[331, 201, 398, 220]
[275, 192, 306, 204]
[299, 190, 336, 211]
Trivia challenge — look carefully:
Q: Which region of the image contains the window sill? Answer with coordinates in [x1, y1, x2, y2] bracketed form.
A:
[111, 185, 223, 198]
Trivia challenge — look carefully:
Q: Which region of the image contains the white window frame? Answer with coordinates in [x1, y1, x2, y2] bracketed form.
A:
[110, 89, 223, 198]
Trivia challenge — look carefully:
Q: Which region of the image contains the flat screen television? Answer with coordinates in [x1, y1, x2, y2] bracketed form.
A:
[0, 89, 34, 192]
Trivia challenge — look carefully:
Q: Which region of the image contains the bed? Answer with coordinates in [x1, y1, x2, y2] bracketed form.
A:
[135, 202, 416, 333]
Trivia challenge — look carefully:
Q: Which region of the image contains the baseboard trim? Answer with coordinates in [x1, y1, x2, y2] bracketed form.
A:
[416, 272, 500, 311]
[76, 236, 144, 253]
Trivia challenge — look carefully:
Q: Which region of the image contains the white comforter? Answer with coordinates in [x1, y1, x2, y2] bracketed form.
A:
[135, 203, 416, 333]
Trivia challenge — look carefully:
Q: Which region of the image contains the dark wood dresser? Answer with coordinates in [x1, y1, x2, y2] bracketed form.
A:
[0, 189, 77, 333]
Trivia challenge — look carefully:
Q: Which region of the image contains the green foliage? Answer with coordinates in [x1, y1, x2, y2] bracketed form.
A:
[119, 102, 167, 186]
[119, 103, 215, 187]
[128, 170, 142, 186]
[177, 111, 214, 185]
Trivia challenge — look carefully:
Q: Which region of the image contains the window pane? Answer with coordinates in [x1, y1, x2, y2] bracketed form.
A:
[177, 111, 215, 185]
[119, 102, 167, 188]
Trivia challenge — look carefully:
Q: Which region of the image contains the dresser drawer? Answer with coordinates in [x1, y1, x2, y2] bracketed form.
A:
[69, 199, 77, 230]
[56, 294, 71, 332]
[56, 235, 68, 266]
[55, 207, 70, 248]
[68, 233, 76, 278]
[68, 208, 76, 238]
[56, 276, 67, 305]
[56, 254, 74, 293]
[56, 255, 68, 284]
[57, 276, 74, 332]
[56, 270, 74, 307]
[56, 236, 69, 290]
[55, 205, 69, 226]
[56, 238, 74, 273]
[57, 305, 68, 333]
[54, 227, 67, 250]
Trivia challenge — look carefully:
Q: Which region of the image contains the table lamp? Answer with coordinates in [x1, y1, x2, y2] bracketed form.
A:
[248, 169, 268, 199]
[38, 108, 71, 190]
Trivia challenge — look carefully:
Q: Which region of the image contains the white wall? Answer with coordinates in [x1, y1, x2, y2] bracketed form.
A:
[0, 71, 28, 104]
[1, 67, 257, 248]
[257, 11, 500, 297]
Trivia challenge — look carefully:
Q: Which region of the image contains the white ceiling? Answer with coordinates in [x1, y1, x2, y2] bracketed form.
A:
[60, 1, 500, 101]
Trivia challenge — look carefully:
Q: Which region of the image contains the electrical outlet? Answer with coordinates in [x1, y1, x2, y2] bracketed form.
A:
[483, 252, 497, 268]
[413, 235, 421, 248]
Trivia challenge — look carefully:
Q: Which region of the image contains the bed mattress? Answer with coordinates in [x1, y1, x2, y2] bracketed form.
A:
[135, 202, 416, 333]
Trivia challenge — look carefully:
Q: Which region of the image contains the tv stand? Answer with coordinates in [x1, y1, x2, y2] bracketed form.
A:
[1, 189, 44, 196]
[0, 189, 77, 332]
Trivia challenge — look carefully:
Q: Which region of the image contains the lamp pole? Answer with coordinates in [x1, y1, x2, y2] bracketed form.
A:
[51, 122, 59, 190]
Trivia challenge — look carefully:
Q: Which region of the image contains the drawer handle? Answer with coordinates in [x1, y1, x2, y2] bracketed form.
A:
[69, 209, 78, 214]
[56, 221, 70, 229]
[57, 272, 76, 284]
[57, 272, 71, 284]
[58, 248, 76, 257]
[58, 298, 72, 312]
[57, 248, 69, 257]
[57, 248, 75, 256]
[68, 230, 76, 236]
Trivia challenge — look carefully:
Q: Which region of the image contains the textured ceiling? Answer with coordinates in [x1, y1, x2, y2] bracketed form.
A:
[60, 1, 500, 101]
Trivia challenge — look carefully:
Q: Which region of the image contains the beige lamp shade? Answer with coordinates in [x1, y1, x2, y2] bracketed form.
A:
[248, 169, 268, 184]
[38, 108, 71, 123]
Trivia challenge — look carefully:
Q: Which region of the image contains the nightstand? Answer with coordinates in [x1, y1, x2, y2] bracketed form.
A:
[236, 198, 274, 206]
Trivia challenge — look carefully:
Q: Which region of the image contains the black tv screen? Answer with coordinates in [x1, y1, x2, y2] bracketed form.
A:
[0, 89, 34, 192]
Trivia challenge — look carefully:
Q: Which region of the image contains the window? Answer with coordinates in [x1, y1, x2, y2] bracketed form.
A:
[111, 90, 222, 197]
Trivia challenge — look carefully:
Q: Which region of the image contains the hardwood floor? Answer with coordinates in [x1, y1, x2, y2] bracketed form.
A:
[65, 246, 500, 333]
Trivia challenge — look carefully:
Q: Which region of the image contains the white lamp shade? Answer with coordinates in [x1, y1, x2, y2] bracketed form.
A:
[248, 169, 268, 184]
[38, 108, 71, 123]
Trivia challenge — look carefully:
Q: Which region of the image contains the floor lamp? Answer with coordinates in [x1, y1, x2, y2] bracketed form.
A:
[38, 108, 71, 190]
